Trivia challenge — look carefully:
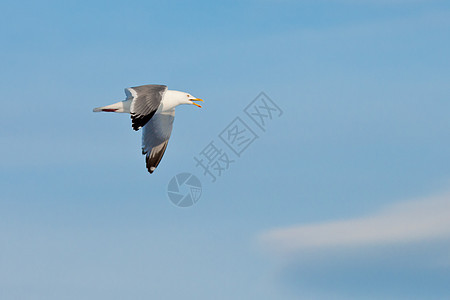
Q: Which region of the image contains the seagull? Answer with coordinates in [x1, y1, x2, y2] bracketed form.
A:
[93, 84, 203, 174]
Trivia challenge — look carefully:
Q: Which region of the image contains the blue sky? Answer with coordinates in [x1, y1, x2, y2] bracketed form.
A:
[1, 0, 450, 299]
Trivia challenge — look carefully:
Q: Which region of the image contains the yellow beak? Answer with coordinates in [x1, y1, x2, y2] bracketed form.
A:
[191, 98, 204, 108]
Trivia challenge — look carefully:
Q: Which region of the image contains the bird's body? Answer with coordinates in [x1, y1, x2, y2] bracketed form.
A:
[93, 84, 203, 174]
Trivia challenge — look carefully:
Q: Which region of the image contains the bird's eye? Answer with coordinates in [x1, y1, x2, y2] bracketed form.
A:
[187, 95, 189, 97]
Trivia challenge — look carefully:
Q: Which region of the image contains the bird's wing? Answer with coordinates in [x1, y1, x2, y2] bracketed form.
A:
[127, 84, 168, 131]
[141, 112, 175, 174]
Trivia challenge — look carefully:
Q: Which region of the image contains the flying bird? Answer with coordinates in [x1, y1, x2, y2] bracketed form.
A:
[93, 84, 203, 174]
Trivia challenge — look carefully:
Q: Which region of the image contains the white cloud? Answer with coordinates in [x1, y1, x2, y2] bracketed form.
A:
[260, 192, 450, 255]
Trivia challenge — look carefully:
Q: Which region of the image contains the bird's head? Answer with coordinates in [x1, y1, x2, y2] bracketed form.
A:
[184, 93, 203, 108]
[166, 90, 203, 108]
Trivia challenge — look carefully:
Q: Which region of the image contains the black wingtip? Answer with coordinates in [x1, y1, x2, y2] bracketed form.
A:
[131, 112, 156, 131]
[145, 155, 157, 174]
[144, 141, 169, 175]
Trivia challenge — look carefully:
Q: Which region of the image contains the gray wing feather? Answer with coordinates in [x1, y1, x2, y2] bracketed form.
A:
[128, 84, 168, 131]
[141, 112, 174, 174]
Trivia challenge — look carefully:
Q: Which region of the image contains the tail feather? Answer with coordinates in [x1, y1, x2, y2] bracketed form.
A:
[92, 100, 131, 113]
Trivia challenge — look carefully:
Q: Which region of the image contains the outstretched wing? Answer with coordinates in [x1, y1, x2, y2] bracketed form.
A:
[127, 84, 168, 131]
[141, 112, 175, 174]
